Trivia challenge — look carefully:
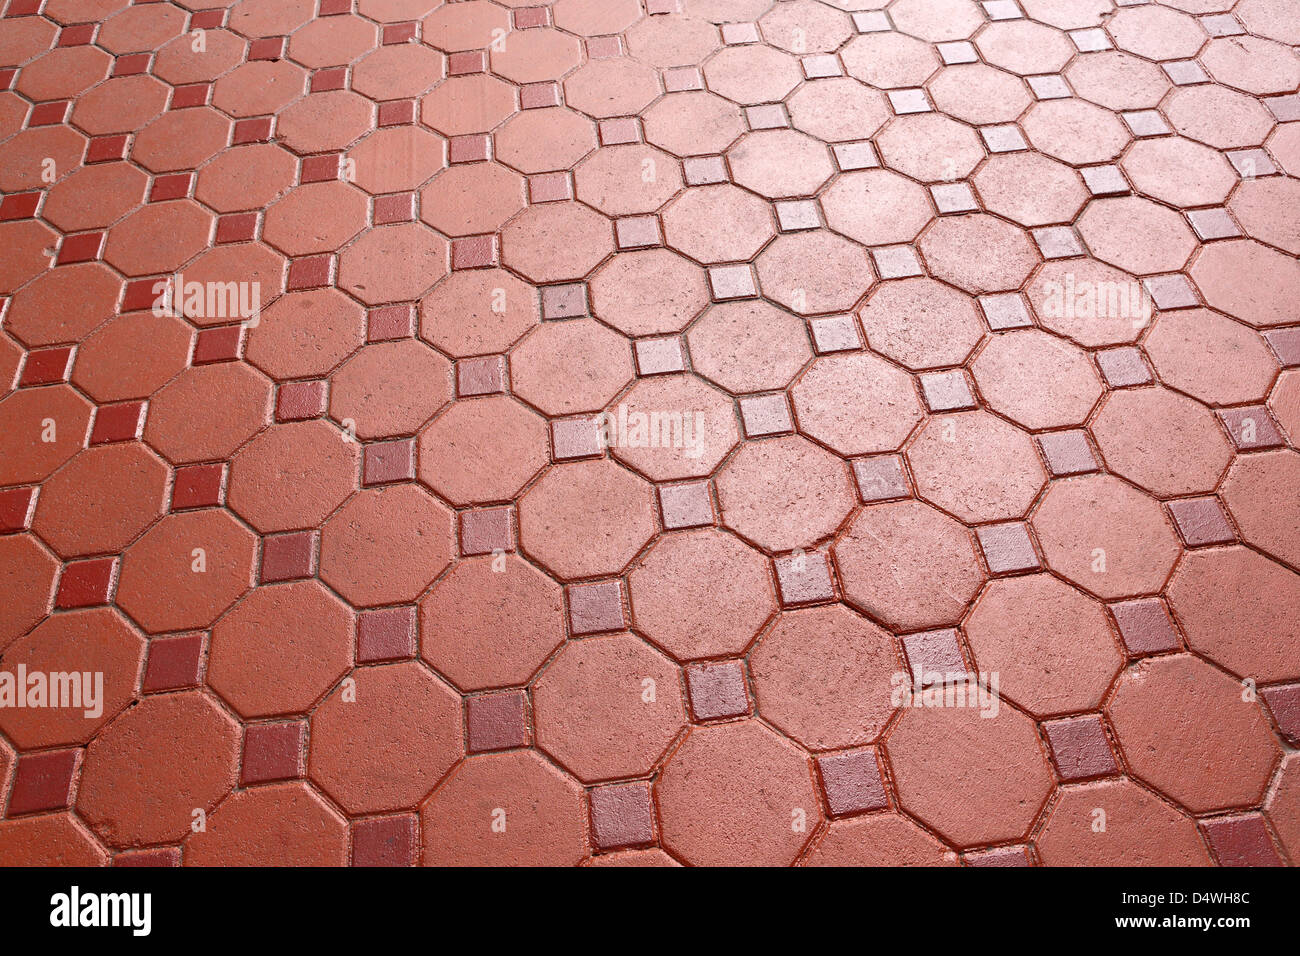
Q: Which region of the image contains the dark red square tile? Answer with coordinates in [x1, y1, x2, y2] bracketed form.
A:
[311, 67, 347, 92]
[352, 814, 416, 867]
[216, 212, 258, 243]
[774, 549, 835, 606]
[1200, 813, 1285, 867]
[287, 255, 334, 290]
[685, 660, 749, 721]
[589, 782, 655, 851]
[56, 232, 104, 265]
[260, 530, 318, 583]
[519, 81, 560, 109]
[90, 401, 145, 444]
[301, 153, 341, 183]
[1167, 497, 1236, 547]
[377, 99, 415, 127]
[1042, 715, 1118, 782]
[276, 380, 328, 421]
[190, 9, 225, 29]
[1108, 598, 1181, 655]
[382, 21, 416, 44]
[149, 173, 192, 202]
[567, 580, 625, 635]
[1261, 683, 1300, 745]
[1263, 326, 1300, 367]
[170, 82, 210, 109]
[456, 355, 505, 396]
[241, 721, 305, 785]
[363, 438, 415, 486]
[249, 36, 284, 60]
[29, 101, 69, 126]
[357, 606, 416, 663]
[367, 304, 415, 342]
[0, 486, 37, 533]
[87, 135, 128, 163]
[459, 506, 513, 556]
[448, 133, 490, 164]
[232, 116, 273, 144]
[447, 51, 486, 75]
[114, 848, 181, 867]
[586, 36, 622, 58]
[1217, 406, 1285, 450]
[171, 462, 224, 510]
[816, 748, 889, 817]
[513, 6, 550, 28]
[142, 632, 204, 692]
[19, 347, 73, 386]
[466, 690, 529, 753]
[8, 749, 80, 816]
[192, 325, 243, 364]
[56, 557, 117, 608]
[451, 234, 499, 269]
[0, 191, 40, 220]
[318, 0, 351, 15]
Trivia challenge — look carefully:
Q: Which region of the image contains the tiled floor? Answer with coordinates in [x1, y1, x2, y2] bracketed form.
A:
[0, 0, 1298, 868]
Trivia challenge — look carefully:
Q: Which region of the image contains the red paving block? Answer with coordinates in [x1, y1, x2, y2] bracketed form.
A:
[6, 0, 1299, 869]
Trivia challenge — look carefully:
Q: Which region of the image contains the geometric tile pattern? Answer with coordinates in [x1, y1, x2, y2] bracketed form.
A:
[0, 0, 1297, 866]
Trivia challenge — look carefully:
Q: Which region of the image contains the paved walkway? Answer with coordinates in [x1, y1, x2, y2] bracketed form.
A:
[0, 0, 1298, 866]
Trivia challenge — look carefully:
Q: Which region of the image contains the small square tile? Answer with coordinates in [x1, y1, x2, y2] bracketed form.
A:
[368, 304, 415, 342]
[810, 314, 862, 353]
[1108, 598, 1181, 655]
[982, 0, 1022, 19]
[1227, 148, 1277, 178]
[276, 379, 328, 420]
[919, 370, 976, 411]
[739, 392, 793, 436]
[616, 215, 660, 249]
[90, 401, 146, 444]
[447, 50, 486, 75]
[150, 172, 192, 202]
[56, 232, 104, 265]
[1027, 74, 1071, 99]
[1122, 110, 1171, 137]
[774, 549, 835, 606]
[1033, 226, 1085, 259]
[232, 116, 273, 144]
[377, 100, 416, 128]
[745, 103, 788, 129]
[721, 22, 759, 44]
[1263, 327, 1300, 367]
[311, 67, 347, 92]
[975, 522, 1040, 575]
[1069, 27, 1111, 51]
[451, 234, 499, 269]
[646, 0, 680, 13]
[1163, 59, 1208, 85]
[8, 750, 79, 816]
[1142, 273, 1198, 310]
[590, 782, 655, 851]
[888, 88, 931, 114]
[937, 41, 977, 64]
[541, 282, 588, 319]
[634, 336, 685, 375]
[528, 171, 572, 203]
[568, 580, 626, 635]
[802, 54, 842, 79]
[193, 325, 243, 364]
[851, 10, 891, 32]
[142, 632, 204, 693]
[816, 748, 889, 817]
[871, 245, 923, 278]
[56, 557, 116, 608]
[598, 116, 640, 145]
[552, 416, 604, 460]
[171, 462, 224, 509]
[467, 690, 529, 752]
[261, 530, 318, 583]
[519, 81, 560, 109]
[192, 8, 228, 26]
[0, 191, 39, 220]
[460, 507, 513, 556]
[708, 264, 757, 300]
[1037, 430, 1099, 476]
[457, 355, 506, 396]
[902, 628, 966, 686]
[29, 101, 70, 126]
[513, 6, 551, 28]
[0, 486, 36, 533]
[373, 192, 414, 224]
[171, 82, 211, 110]
[1217, 406, 1285, 450]
[832, 140, 879, 170]
[1260, 684, 1300, 746]
[1043, 715, 1119, 782]
[586, 35, 623, 58]
[683, 155, 728, 185]
[979, 293, 1033, 330]
[286, 254, 333, 290]
[249, 35, 285, 60]
[980, 124, 1028, 152]
[852, 455, 909, 502]
[448, 133, 491, 164]
[60, 23, 96, 46]
[1199, 13, 1244, 37]
[357, 606, 417, 663]
[1167, 497, 1236, 547]
[1186, 207, 1241, 241]
[241, 722, 305, 785]
[1265, 94, 1300, 123]
[1081, 164, 1129, 196]
[19, 339, 79, 384]
[216, 212, 258, 243]
[363, 438, 415, 485]
[352, 814, 417, 867]
[931, 182, 979, 214]
[1095, 346, 1152, 387]
[658, 481, 713, 529]
[662, 66, 703, 92]
[685, 660, 749, 721]
[1200, 814, 1285, 867]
